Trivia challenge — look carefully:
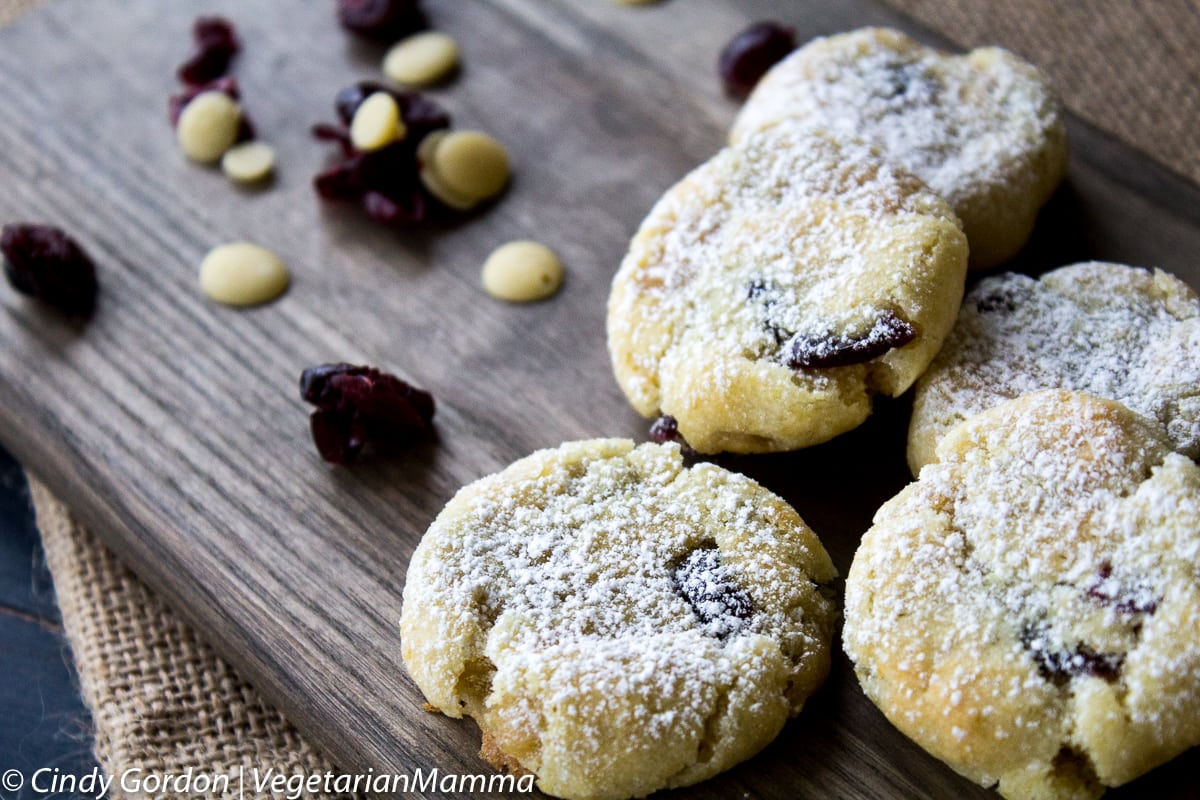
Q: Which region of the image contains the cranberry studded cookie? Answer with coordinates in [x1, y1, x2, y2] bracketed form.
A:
[607, 124, 968, 454]
[845, 390, 1200, 800]
[731, 28, 1068, 270]
[400, 439, 837, 800]
[908, 262, 1200, 474]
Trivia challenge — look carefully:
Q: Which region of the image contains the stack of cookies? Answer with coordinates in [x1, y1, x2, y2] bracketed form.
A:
[608, 27, 1067, 456]
[397, 26, 1200, 800]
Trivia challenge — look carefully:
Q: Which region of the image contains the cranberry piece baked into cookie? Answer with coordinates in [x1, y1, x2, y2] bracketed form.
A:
[731, 28, 1067, 270]
[400, 439, 837, 800]
[607, 123, 968, 454]
[908, 262, 1200, 474]
[846, 391, 1200, 800]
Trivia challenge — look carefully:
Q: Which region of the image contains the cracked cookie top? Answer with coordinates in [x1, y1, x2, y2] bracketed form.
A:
[731, 27, 1067, 269]
[400, 439, 836, 800]
[607, 123, 968, 454]
[908, 262, 1200, 474]
[845, 390, 1200, 800]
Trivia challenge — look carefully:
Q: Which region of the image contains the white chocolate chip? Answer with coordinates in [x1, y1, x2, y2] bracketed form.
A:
[199, 242, 290, 307]
[177, 91, 242, 163]
[481, 240, 564, 302]
[383, 31, 460, 86]
[431, 130, 510, 202]
[221, 141, 276, 183]
[350, 91, 406, 152]
[417, 131, 479, 210]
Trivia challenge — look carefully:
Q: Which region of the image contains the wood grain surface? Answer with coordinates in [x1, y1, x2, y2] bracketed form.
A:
[1, 1, 1199, 798]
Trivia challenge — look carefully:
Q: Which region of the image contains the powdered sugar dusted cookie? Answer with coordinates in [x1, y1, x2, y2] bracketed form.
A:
[908, 262, 1200, 474]
[607, 124, 968, 454]
[400, 439, 837, 800]
[731, 28, 1067, 270]
[846, 390, 1200, 800]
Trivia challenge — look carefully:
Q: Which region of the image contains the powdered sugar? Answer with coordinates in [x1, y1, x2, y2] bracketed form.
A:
[845, 391, 1200, 795]
[401, 439, 837, 796]
[910, 262, 1200, 471]
[607, 122, 967, 452]
[731, 28, 1066, 269]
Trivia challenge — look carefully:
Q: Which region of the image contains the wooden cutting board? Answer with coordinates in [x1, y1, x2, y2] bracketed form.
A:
[2, 0, 1199, 797]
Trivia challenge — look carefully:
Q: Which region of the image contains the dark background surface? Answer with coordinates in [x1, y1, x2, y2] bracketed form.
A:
[0, 442, 97, 799]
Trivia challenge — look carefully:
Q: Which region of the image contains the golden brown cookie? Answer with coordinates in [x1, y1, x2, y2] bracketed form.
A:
[400, 439, 837, 800]
[607, 123, 968, 454]
[846, 390, 1200, 800]
[732, 28, 1067, 270]
[908, 262, 1200, 474]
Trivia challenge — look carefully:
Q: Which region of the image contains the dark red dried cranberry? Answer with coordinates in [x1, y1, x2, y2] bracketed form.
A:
[314, 156, 369, 200]
[648, 415, 700, 457]
[333, 83, 451, 141]
[362, 189, 430, 224]
[334, 82, 386, 126]
[168, 76, 240, 126]
[2, 224, 97, 316]
[746, 279, 790, 345]
[746, 278, 770, 299]
[312, 86, 452, 226]
[1019, 623, 1124, 686]
[674, 547, 754, 639]
[973, 288, 1018, 314]
[649, 415, 680, 443]
[168, 77, 256, 143]
[337, 0, 427, 41]
[787, 312, 917, 370]
[300, 363, 434, 464]
[718, 21, 796, 97]
[1085, 562, 1159, 615]
[178, 16, 240, 85]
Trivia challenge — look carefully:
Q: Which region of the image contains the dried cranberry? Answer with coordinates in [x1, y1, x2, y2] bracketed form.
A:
[312, 122, 355, 159]
[337, 0, 427, 41]
[333, 83, 451, 141]
[396, 91, 453, 144]
[746, 279, 770, 299]
[363, 189, 430, 224]
[787, 312, 917, 370]
[334, 82, 385, 126]
[314, 157, 369, 200]
[746, 278, 789, 345]
[1019, 623, 1124, 686]
[168, 77, 256, 143]
[2, 224, 98, 316]
[649, 415, 681, 443]
[168, 76, 240, 126]
[299, 363, 434, 464]
[673, 547, 754, 639]
[648, 415, 701, 458]
[718, 21, 796, 97]
[312, 86, 452, 226]
[1085, 562, 1159, 615]
[178, 16, 240, 85]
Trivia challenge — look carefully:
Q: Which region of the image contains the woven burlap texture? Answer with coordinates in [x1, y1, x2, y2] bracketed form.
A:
[881, 0, 1200, 185]
[30, 481, 354, 800]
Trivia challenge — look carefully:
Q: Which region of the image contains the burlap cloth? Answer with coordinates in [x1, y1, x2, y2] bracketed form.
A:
[8, 0, 1200, 798]
[29, 482, 349, 800]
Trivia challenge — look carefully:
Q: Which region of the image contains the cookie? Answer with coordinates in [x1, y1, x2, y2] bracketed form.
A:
[606, 124, 968, 454]
[400, 439, 837, 800]
[731, 28, 1068, 270]
[908, 262, 1200, 474]
[845, 390, 1200, 800]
